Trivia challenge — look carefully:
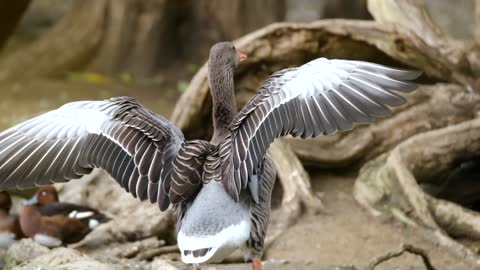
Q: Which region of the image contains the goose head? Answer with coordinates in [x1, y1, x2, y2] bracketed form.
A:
[208, 42, 246, 71]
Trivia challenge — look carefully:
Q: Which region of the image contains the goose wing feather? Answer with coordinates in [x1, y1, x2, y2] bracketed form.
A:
[0, 96, 208, 210]
[220, 58, 421, 201]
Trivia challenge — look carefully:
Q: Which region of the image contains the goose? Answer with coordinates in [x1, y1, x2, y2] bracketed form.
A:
[0, 41, 420, 269]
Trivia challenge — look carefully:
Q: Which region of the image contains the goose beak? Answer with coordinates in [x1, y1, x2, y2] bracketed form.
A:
[236, 50, 247, 62]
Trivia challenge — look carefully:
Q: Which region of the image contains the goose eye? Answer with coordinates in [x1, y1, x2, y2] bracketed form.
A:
[232, 46, 236, 51]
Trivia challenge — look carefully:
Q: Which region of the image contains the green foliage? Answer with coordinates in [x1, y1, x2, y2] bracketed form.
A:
[66, 72, 111, 84]
[119, 72, 134, 84]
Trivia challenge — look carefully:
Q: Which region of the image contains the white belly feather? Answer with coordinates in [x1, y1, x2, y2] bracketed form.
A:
[177, 181, 251, 264]
[178, 219, 251, 264]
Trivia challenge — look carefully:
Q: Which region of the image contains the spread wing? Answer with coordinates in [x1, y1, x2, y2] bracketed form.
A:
[0, 97, 210, 210]
[220, 58, 422, 201]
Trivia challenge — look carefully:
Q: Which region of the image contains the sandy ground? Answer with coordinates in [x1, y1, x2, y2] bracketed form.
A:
[0, 81, 475, 270]
[193, 173, 473, 270]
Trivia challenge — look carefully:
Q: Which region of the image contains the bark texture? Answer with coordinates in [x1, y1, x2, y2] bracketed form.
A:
[0, 1, 31, 50]
[355, 117, 480, 266]
[0, 0, 108, 81]
[171, 16, 480, 266]
[0, 0, 285, 80]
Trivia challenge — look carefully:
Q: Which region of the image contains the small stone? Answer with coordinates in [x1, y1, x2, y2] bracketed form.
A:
[149, 258, 181, 270]
[6, 239, 49, 265]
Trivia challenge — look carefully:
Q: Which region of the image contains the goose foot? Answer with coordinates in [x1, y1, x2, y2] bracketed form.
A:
[251, 258, 262, 270]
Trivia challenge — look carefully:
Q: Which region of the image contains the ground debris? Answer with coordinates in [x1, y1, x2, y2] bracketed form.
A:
[367, 244, 437, 270]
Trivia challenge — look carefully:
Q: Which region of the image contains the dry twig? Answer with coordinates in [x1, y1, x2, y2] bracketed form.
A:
[367, 244, 437, 270]
[135, 245, 179, 261]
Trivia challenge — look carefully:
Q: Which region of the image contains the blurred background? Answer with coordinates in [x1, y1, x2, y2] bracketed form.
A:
[0, 1, 479, 270]
[0, 0, 475, 129]
[0, 0, 373, 130]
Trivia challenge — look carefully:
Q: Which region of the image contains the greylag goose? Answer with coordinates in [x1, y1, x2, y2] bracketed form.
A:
[0, 42, 420, 270]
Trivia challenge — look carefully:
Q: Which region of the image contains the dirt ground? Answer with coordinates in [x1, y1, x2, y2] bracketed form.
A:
[268, 173, 471, 269]
[152, 173, 473, 270]
[0, 80, 475, 270]
[193, 173, 472, 270]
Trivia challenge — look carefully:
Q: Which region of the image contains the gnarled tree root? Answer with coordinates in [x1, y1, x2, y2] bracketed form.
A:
[170, 19, 480, 250]
[265, 140, 325, 247]
[355, 117, 480, 267]
[286, 83, 480, 168]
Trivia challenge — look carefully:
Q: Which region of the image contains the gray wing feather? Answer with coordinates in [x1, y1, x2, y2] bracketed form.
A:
[0, 97, 208, 211]
[220, 58, 421, 201]
[247, 156, 276, 256]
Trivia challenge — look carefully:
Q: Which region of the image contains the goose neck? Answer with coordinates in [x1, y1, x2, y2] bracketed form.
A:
[208, 65, 237, 142]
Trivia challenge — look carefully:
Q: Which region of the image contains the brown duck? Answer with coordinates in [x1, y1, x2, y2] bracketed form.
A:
[0, 42, 420, 269]
[20, 186, 110, 247]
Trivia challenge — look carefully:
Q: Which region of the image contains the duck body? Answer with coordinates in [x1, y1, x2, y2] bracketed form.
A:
[0, 41, 420, 269]
[19, 187, 110, 247]
[0, 191, 24, 248]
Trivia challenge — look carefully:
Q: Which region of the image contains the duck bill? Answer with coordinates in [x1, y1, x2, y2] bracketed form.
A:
[23, 195, 38, 206]
[236, 50, 247, 62]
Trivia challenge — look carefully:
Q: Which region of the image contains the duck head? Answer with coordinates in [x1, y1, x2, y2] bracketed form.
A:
[23, 186, 59, 206]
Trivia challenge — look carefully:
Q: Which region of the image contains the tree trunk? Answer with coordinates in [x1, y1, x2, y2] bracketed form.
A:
[0, 0, 108, 81]
[0, 1, 31, 51]
[0, 0, 285, 81]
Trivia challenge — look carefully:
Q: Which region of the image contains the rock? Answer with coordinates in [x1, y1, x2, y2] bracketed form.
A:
[0, 239, 156, 270]
[88, 236, 168, 259]
[2, 239, 50, 268]
[12, 248, 113, 270]
[11, 247, 147, 270]
[149, 258, 181, 270]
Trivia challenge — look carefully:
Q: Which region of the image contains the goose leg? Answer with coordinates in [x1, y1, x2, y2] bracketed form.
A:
[192, 264, 201, 270]
[251, 258, 262, 270]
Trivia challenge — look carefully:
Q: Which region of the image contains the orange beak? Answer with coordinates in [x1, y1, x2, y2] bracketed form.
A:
[236, 50, 247, 62]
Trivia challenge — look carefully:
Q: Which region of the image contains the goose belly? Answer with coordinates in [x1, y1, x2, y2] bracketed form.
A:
[178, 219, 251, 264]
[177, 182, 251, 264]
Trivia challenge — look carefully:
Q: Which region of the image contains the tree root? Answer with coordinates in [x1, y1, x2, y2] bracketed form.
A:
[265, 140, 326, 246]
[286, 83, 480, 168]
[355, 117, 480, 267]
[170, 19, 480, 258]
[366, 244, 437, 270]
[134, 245, 179, 261]
[171, 19, 478, 139]
[368, 0, 480, 80]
